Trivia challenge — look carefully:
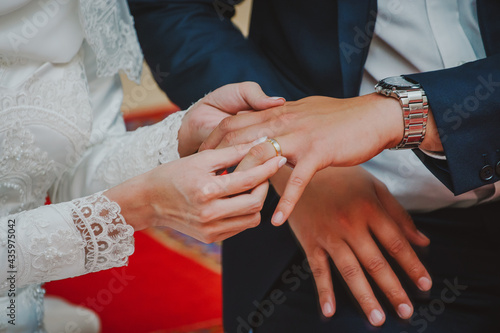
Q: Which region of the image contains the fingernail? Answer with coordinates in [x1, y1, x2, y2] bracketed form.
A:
[272, 211, 284, 225]
[418, 277, 432, 291]
[252, 136, 267, 146]
[270, 96, 285, 101]
[322, 302, 334, 317]
[369, 309, 384, 326]
[397, 304, 412, 319]
[278, 157, 287, 168]
[418, 230, 430, 242]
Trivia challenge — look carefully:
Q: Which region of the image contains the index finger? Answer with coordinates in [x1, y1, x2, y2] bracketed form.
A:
[200, 108, 276, 151]
[271, 161, 317, 226]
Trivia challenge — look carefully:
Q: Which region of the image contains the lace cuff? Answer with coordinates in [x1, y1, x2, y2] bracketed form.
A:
[68, 191, 134, 273]
[0, 192, 134, 292]
[158, 109, 188, 164]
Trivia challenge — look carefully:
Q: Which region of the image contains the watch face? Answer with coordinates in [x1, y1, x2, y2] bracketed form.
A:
[375, 76, 421, 91]
[382, 76, 418, 89]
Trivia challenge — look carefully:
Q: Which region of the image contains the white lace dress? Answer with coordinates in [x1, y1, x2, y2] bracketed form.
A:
[0, 0, 187, 331]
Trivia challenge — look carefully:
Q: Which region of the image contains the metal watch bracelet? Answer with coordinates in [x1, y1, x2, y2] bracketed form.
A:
[391, 89, 428, 150]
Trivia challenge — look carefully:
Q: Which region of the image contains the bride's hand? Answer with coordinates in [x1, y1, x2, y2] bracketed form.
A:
[177, 82, 285, 157]
[105, 142, 287, 243]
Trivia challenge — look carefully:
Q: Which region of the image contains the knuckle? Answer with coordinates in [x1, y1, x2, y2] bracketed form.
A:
[365, 257, 386, 275]
[248, 145, 267, 161]
[311, 265, 327, 279]
[248, 197, 264, 213]
[341, 264, 362, 281]
[385, 288, 405, 301]
[250, 213, 261, 227]
[288, 175, 305, 187]
[199, 182, 223, 201]
[407, 262, 424, 277]
[336, 214, 353, 229]
[218, 117, 233, 133]
[280, 197, 295, 209]
[387, 238, 407, 257]
[222, 130, 238, 146]
[199, 227, 217, 244]
[198, 209, 215, 224]
[317, 287, 331, 298]
[357, 293, 374, 307]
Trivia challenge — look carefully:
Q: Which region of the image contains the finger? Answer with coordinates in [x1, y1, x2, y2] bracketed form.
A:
[200, 109, 276, 151]
[370, 218, 432, 293]
[220, 156, 286, 196]
[198, 139, 267, 172]
[204, 181, 270, 220]
[328, 242, 385, 326]
[349, 236, 413, 320]
[204, 82, 285, 115]
[374, 182, 430, 247]
[272, 162, 317, 226]
[234, 140, 282, 172]
[305, 247, 336, 317]
[197, 212, 262, 243]
[235, 81, 285, 111]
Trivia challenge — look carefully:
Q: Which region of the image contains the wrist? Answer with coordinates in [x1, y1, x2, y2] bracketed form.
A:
[368, 93, 405, 149]
[104, 174, 155, 231]
[177, 113, 200, 157]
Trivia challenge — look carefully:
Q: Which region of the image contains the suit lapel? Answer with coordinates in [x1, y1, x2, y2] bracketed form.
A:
[337, 0, 377, 97]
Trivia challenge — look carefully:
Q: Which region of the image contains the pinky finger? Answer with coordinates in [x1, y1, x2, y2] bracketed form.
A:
[306, 247, 336, 317]
[271, 162, 316, 226]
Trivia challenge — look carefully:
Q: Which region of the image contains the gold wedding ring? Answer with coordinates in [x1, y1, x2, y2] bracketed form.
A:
[267, 138, 282, 157]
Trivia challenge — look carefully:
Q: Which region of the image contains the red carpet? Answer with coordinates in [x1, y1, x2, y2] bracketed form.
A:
[45, 230, 223, 332]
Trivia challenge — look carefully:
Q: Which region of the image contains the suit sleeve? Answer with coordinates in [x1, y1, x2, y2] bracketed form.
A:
[128, 0, 301, 109]
[406, 54, 500, 195]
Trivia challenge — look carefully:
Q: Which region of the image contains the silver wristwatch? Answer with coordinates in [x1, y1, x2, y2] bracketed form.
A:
[375, 76, 428, 150]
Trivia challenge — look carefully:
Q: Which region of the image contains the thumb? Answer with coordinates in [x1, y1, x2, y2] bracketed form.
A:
[205, 82, 285, 115]
[238, 81, 285, 111]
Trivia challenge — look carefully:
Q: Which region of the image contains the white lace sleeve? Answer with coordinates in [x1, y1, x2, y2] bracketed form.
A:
[50, 108, 188, 203]
[0, 191, 134, 293]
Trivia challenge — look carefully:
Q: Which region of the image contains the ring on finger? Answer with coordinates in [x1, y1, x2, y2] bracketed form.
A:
[267, 138, 282, 157]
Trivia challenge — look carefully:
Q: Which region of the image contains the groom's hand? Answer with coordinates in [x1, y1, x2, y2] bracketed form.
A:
[202, 94, 442, 226]
[235, 148, 431, 327]
[177, 82, 285, 157]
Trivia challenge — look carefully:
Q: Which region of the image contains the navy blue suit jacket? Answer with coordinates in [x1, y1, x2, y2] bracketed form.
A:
[128, 0, 500, 330]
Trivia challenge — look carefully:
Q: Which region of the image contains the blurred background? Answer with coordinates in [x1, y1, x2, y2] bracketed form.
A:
[44, 2, 253, 333]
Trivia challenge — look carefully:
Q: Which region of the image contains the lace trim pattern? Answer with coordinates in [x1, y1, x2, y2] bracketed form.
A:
[94, 110, 187, 186]
[69, 191, 134, 272]
[0, 192, 134, 293]
[79, 0, 143, 82]
[0, 52, 92, 216]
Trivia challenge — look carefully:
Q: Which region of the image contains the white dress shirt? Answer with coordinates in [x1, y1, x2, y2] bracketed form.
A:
[359, 0, 499, 212]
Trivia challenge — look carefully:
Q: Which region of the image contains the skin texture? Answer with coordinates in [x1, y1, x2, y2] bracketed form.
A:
[235, 140, 431, 326]
[202, 93, 442, 228]
[105, 82, 287, 243]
